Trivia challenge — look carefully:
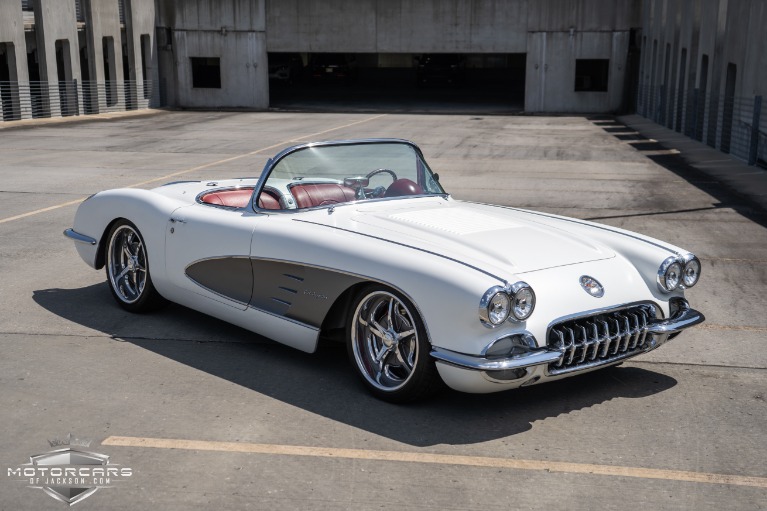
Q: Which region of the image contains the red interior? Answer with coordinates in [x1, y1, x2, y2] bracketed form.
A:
[289, 183, 357, 208]
[200, 187, 282, 210]
[257, 189, 281, 210]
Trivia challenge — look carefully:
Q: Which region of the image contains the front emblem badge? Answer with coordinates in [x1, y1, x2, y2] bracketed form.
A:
[580, 276, 604, 298]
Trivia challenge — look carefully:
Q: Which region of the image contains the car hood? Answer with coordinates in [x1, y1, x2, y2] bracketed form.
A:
[298, 198, 616, 276]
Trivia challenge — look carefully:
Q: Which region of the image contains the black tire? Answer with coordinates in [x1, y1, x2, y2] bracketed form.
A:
[104, 220, 166, 313]
[346, 284, 444, 403]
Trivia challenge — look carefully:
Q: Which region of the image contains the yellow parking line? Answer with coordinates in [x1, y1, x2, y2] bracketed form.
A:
[0, 113, 387, 225]
[102, 435, 767, 489]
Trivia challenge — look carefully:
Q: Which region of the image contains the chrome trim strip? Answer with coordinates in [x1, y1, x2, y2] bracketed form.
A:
[195, 184, 257, 209]
[64, 228, 97, 245]
[431, 346, 561, 371]
[251, 138, 445, 213]
[646, 301, 705, 334]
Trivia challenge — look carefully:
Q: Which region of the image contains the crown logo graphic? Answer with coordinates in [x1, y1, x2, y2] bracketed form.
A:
[47, 433, 93, 448]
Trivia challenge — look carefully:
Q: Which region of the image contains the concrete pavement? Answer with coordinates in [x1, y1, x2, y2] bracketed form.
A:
[0, 111, 765, 510]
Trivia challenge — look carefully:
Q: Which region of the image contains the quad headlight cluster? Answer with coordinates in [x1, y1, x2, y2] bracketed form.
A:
[658, 254, 701, 292]
[479, 282, 536, 327]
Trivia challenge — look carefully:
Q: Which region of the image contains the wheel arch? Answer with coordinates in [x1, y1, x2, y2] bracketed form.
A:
[319, 279, 432, 346]
[95, 217, 128, 269]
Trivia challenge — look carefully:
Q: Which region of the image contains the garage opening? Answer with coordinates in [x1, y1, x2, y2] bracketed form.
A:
[268, 52, 525, 113]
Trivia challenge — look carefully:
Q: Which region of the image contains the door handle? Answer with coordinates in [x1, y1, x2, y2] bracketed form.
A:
[170, 218, 187, 224]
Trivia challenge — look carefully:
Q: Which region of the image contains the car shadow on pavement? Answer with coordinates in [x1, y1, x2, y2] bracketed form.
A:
[35, 284, 678, 447]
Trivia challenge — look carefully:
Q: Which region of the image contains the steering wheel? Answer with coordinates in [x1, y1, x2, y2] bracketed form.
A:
[365, 168, 398, 183]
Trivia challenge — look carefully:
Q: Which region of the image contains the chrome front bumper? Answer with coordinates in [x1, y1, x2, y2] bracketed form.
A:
[431, 303, 705, 374]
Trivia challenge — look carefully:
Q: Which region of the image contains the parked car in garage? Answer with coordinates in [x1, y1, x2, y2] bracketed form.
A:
[309, 53, 357, 84]
[268, 53, 304, 86]
[416, 54, 465, 86]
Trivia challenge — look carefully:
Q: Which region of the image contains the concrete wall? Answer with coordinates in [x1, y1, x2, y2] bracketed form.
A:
[266, 0, 529, 53]
[524, 0, 638, 112]
[525, 30, 630, 113]
[0, 1, 31, 119]
[260, 0, 640, 113]
[639, 0, 767, 158]
[157, 0, 268, 109]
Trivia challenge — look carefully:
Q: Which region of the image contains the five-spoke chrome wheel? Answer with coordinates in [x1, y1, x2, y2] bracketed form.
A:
[348, 286, 442, 401]
[105, 220, 165, 312]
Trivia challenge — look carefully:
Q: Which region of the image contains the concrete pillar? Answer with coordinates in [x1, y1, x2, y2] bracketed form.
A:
[0, 2, 32, 119]
[83, 0, 125, 112]
[32, 0, 83, 116]
[124, 0, 157, 109]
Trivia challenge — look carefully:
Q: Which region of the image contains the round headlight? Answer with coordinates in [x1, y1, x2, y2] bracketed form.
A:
[682, 256, 701, 288]
[479, 286, 511, 327]
[658, 256, 683, 292]
[488, 292, 511, 325]
[511, 284, 535, 321]
[664, 262, 682, 291]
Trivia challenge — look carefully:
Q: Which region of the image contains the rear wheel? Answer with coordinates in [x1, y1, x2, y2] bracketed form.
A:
[105, 220, 165, 312]
[347, 285, 443, 402]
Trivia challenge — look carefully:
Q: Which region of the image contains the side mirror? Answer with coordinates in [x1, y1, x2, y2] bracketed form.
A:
[432, 173, 440, 182]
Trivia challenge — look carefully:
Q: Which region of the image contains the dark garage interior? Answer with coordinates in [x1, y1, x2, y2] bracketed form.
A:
[268, 52, 526, 113]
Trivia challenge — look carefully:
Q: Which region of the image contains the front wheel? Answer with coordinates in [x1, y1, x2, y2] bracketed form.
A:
[105, 220, 165, 312]
[347, 285, 443, 402]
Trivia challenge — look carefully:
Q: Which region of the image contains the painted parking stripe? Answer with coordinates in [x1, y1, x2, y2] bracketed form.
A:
[102, 436, 767, 489]
[0, 113, 387, 225]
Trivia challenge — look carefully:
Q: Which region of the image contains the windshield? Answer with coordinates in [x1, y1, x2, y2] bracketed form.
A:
[260, 141, 445, 210]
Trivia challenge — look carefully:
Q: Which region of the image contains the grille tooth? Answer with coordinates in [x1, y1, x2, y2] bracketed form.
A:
[547, 304, 658, 375]
[576, 325, 590, 363]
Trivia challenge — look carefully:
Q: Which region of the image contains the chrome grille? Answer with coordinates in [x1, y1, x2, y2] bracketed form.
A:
[547, 304, 659, 375]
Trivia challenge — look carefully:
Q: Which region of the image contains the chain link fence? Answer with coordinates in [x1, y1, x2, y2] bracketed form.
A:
[637, 85, 765, 168]
[0, 80, 162, 122]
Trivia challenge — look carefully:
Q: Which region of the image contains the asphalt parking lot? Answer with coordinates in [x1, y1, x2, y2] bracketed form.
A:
[0, 110, 765, 510]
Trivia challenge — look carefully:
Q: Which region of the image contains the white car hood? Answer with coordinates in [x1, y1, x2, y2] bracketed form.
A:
[301, 198, 615, 275]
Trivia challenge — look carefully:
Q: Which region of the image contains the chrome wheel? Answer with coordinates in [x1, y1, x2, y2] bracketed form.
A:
[107, 224, 148, 304]
[351, 290, 419, 392]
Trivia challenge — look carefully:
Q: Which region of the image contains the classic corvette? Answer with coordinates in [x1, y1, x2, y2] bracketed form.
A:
[65, 139, 705, 402]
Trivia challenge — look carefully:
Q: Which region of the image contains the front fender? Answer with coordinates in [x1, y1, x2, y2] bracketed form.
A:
[68, 188, 186, 289]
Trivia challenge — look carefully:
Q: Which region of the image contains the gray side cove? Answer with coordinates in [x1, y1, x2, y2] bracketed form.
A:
[186, 257, 253, 305]
[185, 258, 363, 328]
[249, 259, 363, 327]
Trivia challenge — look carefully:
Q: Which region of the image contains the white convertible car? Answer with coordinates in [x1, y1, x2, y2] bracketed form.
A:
[65, 139, 704, 402]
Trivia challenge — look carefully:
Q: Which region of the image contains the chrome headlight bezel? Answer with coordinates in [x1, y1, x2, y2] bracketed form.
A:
[509, 281, 536, 321]
[681, 253, 701, 288]
[478, 286, 511, 328]
[479, 282, 536, 328]
[657, 253, 701, 293]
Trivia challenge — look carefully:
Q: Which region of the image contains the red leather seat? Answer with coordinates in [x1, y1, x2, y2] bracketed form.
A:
[290, 183, 356, 209]
[200, 188, 254, 208]
[257, 189, 281, 210]
[385, 179, 423, 197]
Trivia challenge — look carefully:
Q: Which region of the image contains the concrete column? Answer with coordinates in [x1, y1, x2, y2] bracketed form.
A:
[83, 0, 125, 112]
[0, 2, 32, 119]
[32, 0, 83, 116]
[124, 0, 157, 109]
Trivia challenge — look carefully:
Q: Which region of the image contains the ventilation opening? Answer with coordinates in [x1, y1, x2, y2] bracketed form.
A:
[191, 57, 221, 89]
[575, 59, 609, 92]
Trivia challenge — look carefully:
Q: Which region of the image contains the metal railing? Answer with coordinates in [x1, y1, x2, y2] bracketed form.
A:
[637, 84, 765, 168]
[0, 80, 162, 122]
